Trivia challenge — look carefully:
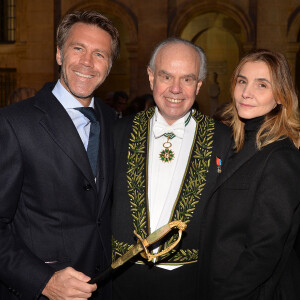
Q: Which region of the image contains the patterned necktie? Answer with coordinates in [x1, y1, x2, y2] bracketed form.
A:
[75, 107, 100, 178]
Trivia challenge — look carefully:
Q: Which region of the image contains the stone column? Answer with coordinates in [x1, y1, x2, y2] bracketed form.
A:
[125, 42, 139, 100]
[286, 42, 300, 85]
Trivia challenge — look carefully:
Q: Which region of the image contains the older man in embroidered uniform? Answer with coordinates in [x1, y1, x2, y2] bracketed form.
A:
[111, 38, 232, 299]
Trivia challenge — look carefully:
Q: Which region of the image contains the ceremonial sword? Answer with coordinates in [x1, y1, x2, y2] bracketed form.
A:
[89, 220, 187, 284]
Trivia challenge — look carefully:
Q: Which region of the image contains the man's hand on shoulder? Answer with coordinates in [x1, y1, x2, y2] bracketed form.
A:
[42, 267, 97, 299]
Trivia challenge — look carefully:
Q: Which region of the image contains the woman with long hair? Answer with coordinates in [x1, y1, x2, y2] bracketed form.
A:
[199, 49, 300, 300]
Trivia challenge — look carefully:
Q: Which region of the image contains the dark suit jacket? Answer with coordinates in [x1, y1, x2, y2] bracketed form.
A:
[0, 82, 115, 299]
[198, 122, 300, 300]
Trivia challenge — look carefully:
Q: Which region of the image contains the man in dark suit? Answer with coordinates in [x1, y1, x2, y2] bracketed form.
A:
[111, 38, 232, 299]
[0, 10, 119, 300]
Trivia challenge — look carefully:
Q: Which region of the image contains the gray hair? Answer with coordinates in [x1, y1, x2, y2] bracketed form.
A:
[148, 37, 207, 81]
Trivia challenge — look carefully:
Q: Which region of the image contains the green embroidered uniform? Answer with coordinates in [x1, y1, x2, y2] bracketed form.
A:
[112, 107, 231, 299]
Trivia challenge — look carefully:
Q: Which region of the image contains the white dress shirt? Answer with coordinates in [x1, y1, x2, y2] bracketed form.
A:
[148, 107, 196, 270]
[52, 80, 95, 150]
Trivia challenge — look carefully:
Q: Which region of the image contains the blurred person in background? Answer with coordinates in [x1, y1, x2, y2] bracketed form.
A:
[8, 86, 37, 104]
[112, 90, 128, 118]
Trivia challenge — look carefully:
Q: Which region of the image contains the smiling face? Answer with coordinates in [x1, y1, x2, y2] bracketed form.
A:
[234, 61, 278, 119]
[148, 43, 202, 125]
[56, 22, 112, 106]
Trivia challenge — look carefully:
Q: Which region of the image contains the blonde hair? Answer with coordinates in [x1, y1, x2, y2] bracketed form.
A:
[221, 49, 300, 151]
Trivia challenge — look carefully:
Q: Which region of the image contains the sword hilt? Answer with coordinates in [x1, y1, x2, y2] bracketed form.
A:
[89, 221, 187, 285]
[134, 220, 187, 262]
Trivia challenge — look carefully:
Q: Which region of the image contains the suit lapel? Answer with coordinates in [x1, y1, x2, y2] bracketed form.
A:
[126, 108, 154, 239]
[34, 86, 96, 189]
[94, 99, 110, 212]
[213, 137, 257, 192]
[167, 112, 215, 224]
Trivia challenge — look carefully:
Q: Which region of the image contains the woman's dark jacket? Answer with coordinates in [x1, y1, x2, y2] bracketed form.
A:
[199, 117, 300, 300]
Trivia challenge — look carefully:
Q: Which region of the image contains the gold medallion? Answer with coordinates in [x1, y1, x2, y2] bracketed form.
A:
[159, 138, 174, 162]
[159, 148, 175, 162]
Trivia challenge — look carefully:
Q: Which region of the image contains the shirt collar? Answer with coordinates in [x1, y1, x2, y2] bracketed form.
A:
[154, 107, 192, 128]
[52, 79, 94, 109]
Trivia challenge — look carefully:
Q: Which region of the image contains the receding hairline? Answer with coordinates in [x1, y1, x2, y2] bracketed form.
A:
[154, 41, 199, 63]
[158, 41, 199, 58]
[148, 38, 207, 81]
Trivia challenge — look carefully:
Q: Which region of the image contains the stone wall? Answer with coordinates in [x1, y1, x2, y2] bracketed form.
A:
[0, 0, 299, 113]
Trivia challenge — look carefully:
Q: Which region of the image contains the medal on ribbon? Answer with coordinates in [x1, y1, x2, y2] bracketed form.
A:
[160, 133, 175, 162]
[216, 156, 222, 173]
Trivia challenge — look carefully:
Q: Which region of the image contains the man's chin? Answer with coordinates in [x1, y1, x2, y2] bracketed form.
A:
[71, 90, 94, 101]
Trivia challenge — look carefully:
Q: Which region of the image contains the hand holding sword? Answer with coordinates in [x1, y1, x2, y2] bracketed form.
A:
[89, 220, 187, 284]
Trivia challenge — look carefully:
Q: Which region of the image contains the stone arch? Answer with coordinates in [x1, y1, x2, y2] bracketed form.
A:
[169, 1, 255, 51]
[69, 0, 137, 43]
[287, 6, 300, 90]
[64, 0, 139, 99]
[287, 6, 300, 42]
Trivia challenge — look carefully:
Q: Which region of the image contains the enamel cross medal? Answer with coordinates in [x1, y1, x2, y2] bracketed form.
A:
[159, 133, 175, 162]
